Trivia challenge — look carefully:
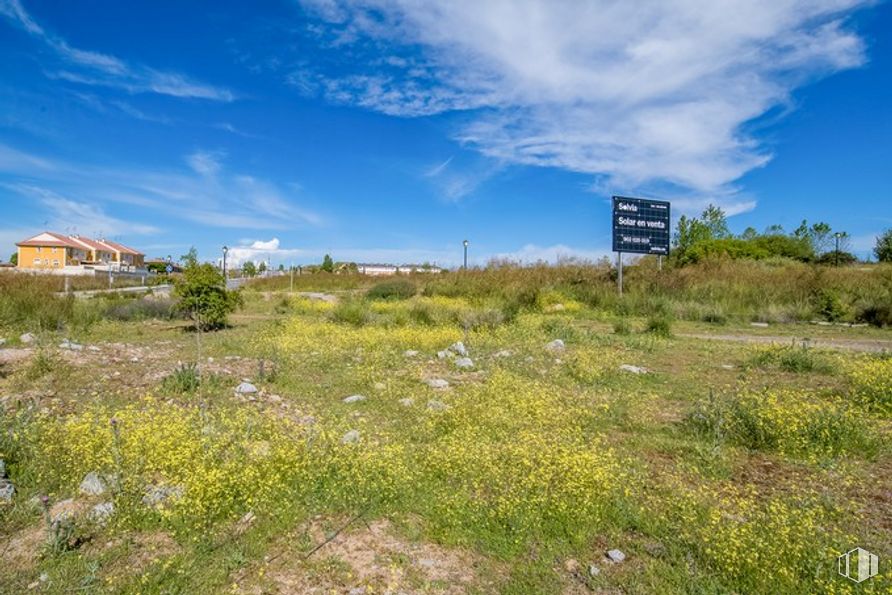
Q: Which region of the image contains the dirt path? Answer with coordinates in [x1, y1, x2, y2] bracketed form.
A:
[679, 332, 892, 353]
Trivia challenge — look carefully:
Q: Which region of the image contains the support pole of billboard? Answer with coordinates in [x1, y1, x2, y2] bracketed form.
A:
[658, 255, 663, 272]
[617, 251, 623, 297]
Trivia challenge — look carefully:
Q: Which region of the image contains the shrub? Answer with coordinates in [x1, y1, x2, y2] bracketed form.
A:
[103, 297, 177, 321]
[645, 313, 673, 337]
[613, 318, 631, 335]
[748, 344, 835, 374]
[160, 363, 201, 394]
[689, 389, 875, 459]
[366, 279, 416, 301]
[846, 357, 892, 416]
[857, 302, 892, 327]
[174, 259, 242, 331]
[813, 289, 847, 322]
[329, 299, 372, 326]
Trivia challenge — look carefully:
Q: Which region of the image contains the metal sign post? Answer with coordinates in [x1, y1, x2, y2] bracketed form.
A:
[617, 252, 623, 296]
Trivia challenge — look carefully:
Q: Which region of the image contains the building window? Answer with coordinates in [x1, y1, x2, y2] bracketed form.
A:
[52, 246, 57, 253]
[36, 246, 42, 253]
[53, 259, 59, 267]
[33, 258, 41, 265]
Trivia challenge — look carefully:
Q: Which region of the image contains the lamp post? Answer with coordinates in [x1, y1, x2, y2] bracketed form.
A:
[222, 245, 229, 279]
[463, 239, 469, 270]
[834, 232, 841, 267]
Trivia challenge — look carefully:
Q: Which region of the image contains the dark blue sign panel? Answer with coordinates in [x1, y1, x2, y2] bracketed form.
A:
[612, 196, 671, 255]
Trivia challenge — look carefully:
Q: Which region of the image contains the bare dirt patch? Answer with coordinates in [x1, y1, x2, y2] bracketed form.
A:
[241, 517, 492, 594]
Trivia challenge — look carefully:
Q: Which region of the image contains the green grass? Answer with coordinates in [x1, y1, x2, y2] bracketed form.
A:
[0, 277, 890, 594]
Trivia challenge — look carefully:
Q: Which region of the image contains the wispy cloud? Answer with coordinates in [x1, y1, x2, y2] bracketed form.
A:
[296, 0, 870, 209]
[1, 0, 235, 101]
[0, 142, 323, 231]
[186, 150, 225, 177]
[1, 183, 159, 236]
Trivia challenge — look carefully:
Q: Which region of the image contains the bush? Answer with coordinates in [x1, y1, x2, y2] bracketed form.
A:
[645, 313, 673, 337]
[749, 344, 835, 374]
[329, 299, 372, 326]
[813, 289, 847, 322]
[846, 357, 892, 416]
[174, 259, 242, 331]
[689, 389, 875, 459]
[161, 363, 201, 394]
[103, 297, 177, 321]
[613, 318, 631, 335]
[857, 302, 892, 327]
[366, 279, 416, 301]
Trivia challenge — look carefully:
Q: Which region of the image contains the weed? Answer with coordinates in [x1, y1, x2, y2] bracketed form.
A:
[613, 318, 632, 335]
[366, 279, 416, 301]
[161, 363, 201, 394]
[748, 343, 835, 374]
[645, 314, 673, 337]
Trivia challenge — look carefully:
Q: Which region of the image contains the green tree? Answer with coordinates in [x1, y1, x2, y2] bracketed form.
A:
[740, 227, 759, 241]
[874, 229, 892, 262]
[258, 261, 267, 275]
[700, 204, 730, 239]
[242, 261, 257, 277]
[321, 253, 334, 273]
[9, 252, 17, 266]
[278, 263, 285, 272]
[175, 259, 242, 331]
[181, 247, 199, 267]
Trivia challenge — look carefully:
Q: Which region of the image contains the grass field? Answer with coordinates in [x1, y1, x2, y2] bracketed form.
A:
[1, 265, 890, 593]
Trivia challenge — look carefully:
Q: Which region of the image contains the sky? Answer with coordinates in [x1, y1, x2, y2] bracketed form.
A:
[0, 0, 889, 267]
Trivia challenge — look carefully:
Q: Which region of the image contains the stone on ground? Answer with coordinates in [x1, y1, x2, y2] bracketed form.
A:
[78, 471, 107, 496]
[343, 394, 366, 404]
[426, 399, 449, 411]
[449, 341, 469, 356]
[403, 350, 419, 357]
[20, 332, 35, 343]
[235, 381, 258, 394]
[341, 429, 360, 444]
[606, 549, 626, 563]
[545, 339, 565, 353]
[619, 364, 647, 374]
[90, 501, 115, 524]
[398, 397, 415, 407]
[454, 357, 474, 369]
[425, 378, 449, 389]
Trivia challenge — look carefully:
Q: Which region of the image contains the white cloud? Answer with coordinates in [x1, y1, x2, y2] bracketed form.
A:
[297, 0, 869, 206]
[0, 142, 323, 231]
[187, 150, 225, 177]
[1, 0, 234, 101]
[1, 183, 159, 236]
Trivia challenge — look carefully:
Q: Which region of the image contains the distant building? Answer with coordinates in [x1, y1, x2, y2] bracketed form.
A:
[356, 263, 443, 275]
[15, 232, 146, 274]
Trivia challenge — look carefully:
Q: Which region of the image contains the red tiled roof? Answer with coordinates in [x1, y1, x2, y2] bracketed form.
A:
[16, 231, 81, 249]
[97, 239, 142, 256]
[68, 235, 114, 252]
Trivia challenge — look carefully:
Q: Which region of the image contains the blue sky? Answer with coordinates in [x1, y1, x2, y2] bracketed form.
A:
[0, 0, 889, 267]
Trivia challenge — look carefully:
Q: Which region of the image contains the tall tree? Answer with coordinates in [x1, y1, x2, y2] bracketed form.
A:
[242, 261, 257, 277]
[875, 229, 892, 262]
[321, 254, 334, 273]
[700, 204, 730, 239]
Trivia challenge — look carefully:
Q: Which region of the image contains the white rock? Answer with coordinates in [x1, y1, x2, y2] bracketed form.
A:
[545, 339, 565, 353]
[341, 429, 360, 444]
[87, 345, 101, 352]
[343, 394, 366, 404]
[606, 549, 626, 563]
[619, 364, 647, 374]
[403, 350, 419, 357]
[398, 398, 415, 407]
[59, 339, 83, 351]
[373, 382, 386, 391]
[89, 501, 115, 524]
[437, 350, 453, 359]
[20, 332, 35, 344]
[720, 364, 735, 370]
[588, 564, 601, 576]
[425, 378, 449, 389]
[142, 484, 184, 508]
[0, 480, 14, 502]
[426, 399, 449, 411]
[449, 341, 469, 357]
[235, 382, 258, 394]
[750, 322, 769, 328]
[79, 472, 107, 496]
[454, 357, 474, 369]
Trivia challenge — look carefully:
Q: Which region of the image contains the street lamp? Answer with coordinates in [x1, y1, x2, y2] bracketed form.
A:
[222, 245, 229, 278]
[834, 232, 842, 267]
[462, 239, 469, 270]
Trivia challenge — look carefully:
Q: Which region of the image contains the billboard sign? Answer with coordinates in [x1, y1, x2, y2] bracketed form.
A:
[612, 196, 671, 255]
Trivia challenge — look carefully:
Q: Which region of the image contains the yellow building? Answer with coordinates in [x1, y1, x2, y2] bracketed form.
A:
[16, 232, 145, 271]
